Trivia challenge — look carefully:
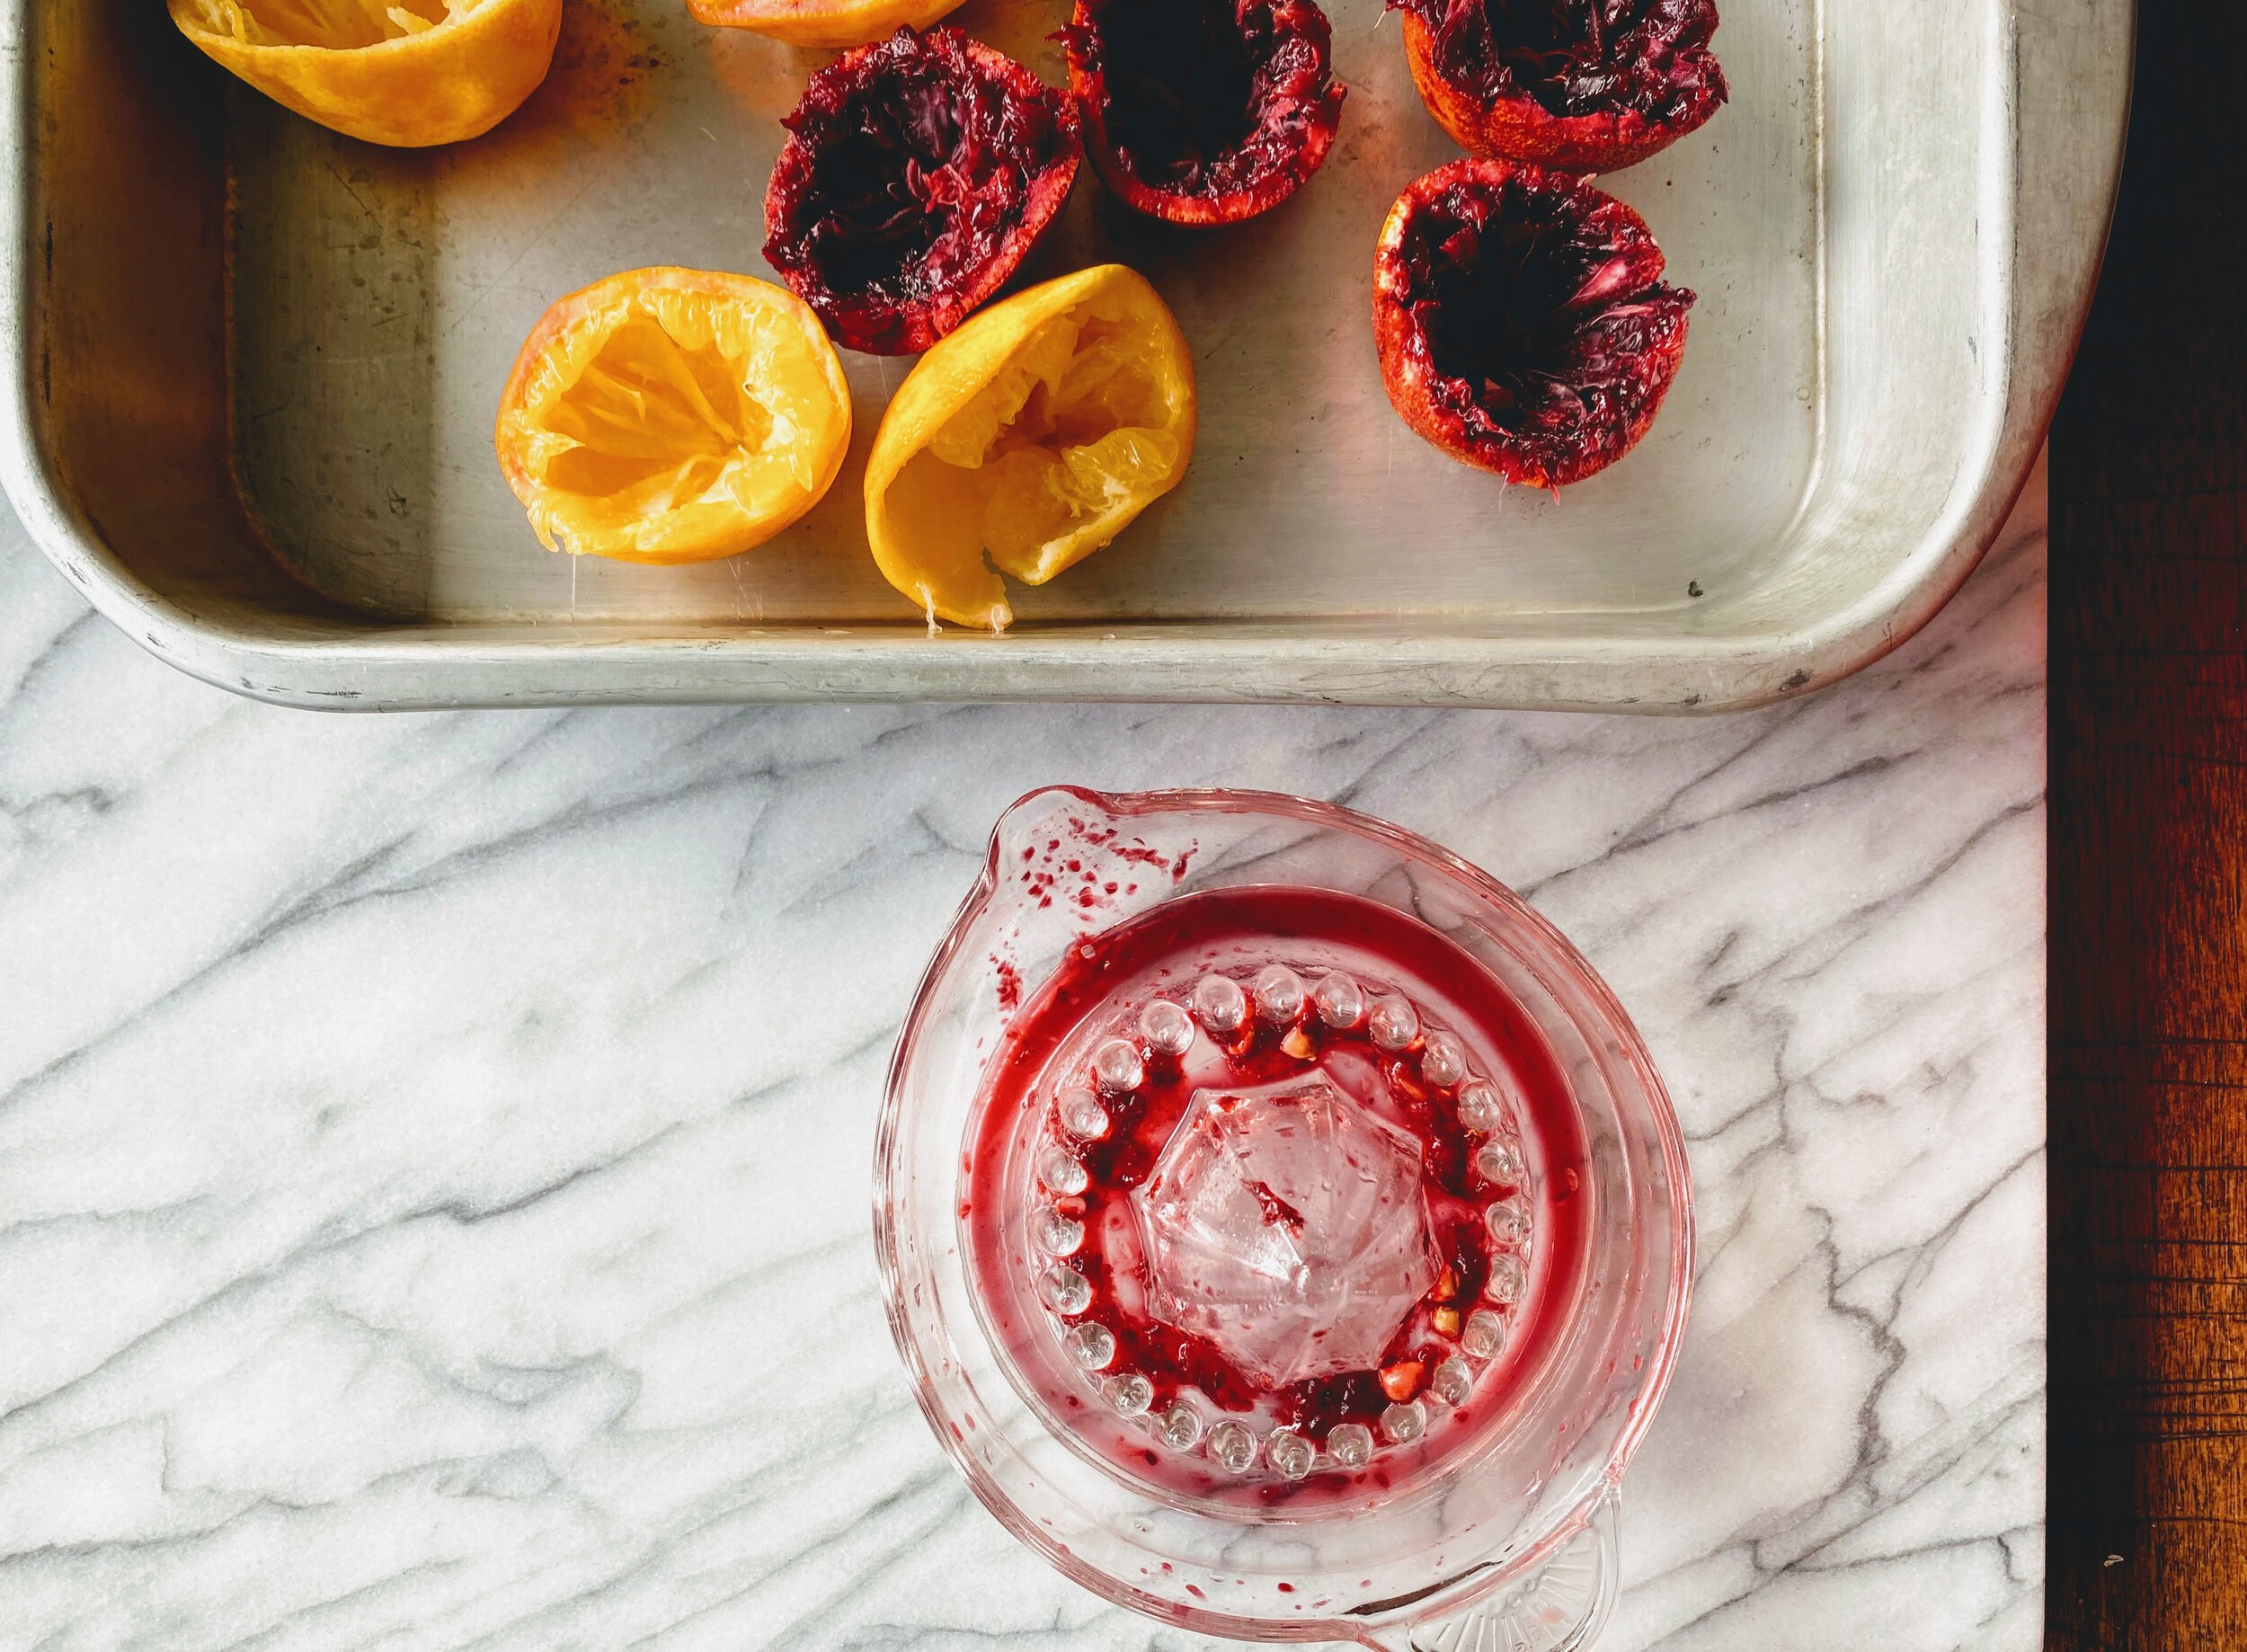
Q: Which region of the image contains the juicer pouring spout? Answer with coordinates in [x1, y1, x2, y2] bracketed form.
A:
[975, 786, 1203, 955]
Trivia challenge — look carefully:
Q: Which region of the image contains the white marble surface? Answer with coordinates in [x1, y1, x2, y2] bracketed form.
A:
[0, 475, 2045, 1651]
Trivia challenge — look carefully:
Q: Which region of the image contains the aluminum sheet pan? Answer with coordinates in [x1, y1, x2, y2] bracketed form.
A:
[3, 0, 2127, 709]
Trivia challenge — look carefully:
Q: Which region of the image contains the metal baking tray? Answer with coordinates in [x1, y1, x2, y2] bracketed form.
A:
[4, 0, 2126, 711]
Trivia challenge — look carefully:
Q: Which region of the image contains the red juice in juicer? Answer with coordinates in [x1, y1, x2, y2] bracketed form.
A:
[962, 884, 1589, 1505]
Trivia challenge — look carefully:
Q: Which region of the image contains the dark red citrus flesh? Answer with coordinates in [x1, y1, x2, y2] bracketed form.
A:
[1395, 0, 1725, 171]
[1063, 0, 1345, 226]
[762, 27, 1079, 356]
[1375, 159, 1692, 488]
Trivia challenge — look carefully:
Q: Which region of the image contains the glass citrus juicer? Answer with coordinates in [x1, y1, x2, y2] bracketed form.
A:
[876, 788, 1692, 1650]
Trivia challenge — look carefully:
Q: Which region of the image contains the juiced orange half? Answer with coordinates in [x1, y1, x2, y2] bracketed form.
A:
[166, 0, 562, 148]
[494, 268, 853, 565]
[687, 0, 966, 49]
[865, 263, 1195, 631]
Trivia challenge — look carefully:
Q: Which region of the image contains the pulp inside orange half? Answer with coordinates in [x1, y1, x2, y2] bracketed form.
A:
[896, 310, 1182, 581]
[183, 0, 475, 49]
[496, 271, 852, 565]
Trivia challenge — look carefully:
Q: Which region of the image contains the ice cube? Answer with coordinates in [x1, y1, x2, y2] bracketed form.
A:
[1128, 1074, 1437, 1387]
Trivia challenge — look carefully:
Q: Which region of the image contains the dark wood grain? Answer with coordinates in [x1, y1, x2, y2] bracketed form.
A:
[2048, 3, 2247, 1646]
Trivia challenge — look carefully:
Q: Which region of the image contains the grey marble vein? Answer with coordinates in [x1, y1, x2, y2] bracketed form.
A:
[0, 469, 2045, 1651]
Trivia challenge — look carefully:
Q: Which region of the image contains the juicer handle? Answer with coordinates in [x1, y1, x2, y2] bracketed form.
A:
[1388, 1492, 1622, 1652]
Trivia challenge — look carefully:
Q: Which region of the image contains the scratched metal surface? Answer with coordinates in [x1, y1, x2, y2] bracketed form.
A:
[228, 0, 1817, 624]
[5, 0, 2127, 706]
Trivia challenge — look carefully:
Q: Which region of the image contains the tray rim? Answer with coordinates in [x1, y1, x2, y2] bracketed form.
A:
[0, 0, 2130, 714]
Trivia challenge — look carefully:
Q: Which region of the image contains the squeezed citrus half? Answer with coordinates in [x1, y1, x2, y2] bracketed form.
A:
[167, 0, 561, 148]
[865, 263, 1195, 631]
[494, 268, 853, 566]
[687, 0, 965, 49]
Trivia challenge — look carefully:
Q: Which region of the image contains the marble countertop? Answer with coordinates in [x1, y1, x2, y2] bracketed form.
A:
[0, 473, 2045, 1651]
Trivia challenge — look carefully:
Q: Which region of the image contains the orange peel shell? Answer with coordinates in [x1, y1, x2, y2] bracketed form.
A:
[864, 263, 1196, 631]
[166, 0, 562, 148]
[494, 267, 853, 566]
